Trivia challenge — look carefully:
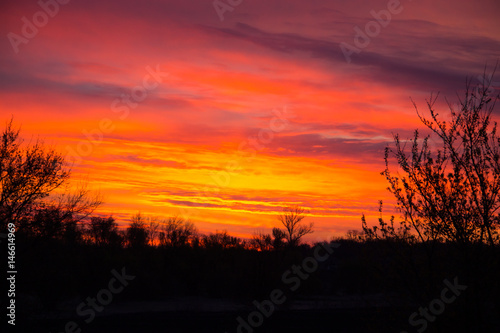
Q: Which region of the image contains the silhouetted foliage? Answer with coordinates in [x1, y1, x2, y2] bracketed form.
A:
[344, 229, 363, 242]
[25, 204, 73, 239]
[158, 216, 197, 247]
[276, 205, 314, 247]
[0, 119, 100, 238]
[126, 213, 150, 248]
[86, 216, 123, 247]
[361, 71, 500, 332]
[250, 227, 288, 251]
[201, 230, 243, 249]
[271, 227, 287, 249]
[146, 219, 160, 246]
[251, 231, 273, 251]
[364, 74, 500, 246]
[0, 119, 69, 231]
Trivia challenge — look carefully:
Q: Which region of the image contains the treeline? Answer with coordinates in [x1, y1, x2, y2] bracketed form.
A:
[14, 205, 312, 251]
[13, 208, 338, 321]
[15, 212, 500, 332]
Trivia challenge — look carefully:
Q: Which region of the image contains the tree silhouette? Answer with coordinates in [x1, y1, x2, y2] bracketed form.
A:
[277, 205, 314, 247]
[0, 119, 101, 234]
[28, 204, 73, 239]
[0, 119, 69, 230]
[158, 216, 197, 247]
[250, 228, 288, 251]
[18, 182, 101, 240]
[86, 216, 122, 247]
[126, 213, 150, 248]
[271, 227, 287, 249]
[360, 73, 500, 331]
[365, 74, 500, 246]
[251, 231, 273, 251]
[201, 230, 242, 249]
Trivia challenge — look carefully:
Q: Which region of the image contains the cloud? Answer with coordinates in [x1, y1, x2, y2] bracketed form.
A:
[205, 21, 500, 95]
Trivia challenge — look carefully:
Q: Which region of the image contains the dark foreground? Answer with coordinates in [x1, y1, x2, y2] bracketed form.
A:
[8, 237, 500, 332]
[19, 295, 500, 333]
[21, 308, 423, 333]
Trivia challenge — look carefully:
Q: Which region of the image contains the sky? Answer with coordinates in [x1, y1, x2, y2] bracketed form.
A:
[1, 0, 499, 241]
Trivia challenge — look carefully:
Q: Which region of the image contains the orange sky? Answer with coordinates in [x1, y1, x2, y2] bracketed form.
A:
[1, 0, 499, 241]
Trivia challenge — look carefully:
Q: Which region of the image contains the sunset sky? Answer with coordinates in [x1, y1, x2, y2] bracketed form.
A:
[1, 0, 499, 241]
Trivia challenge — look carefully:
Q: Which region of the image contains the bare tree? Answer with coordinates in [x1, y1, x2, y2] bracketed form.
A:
[250, 226, 291, 250]
[251, 231, 273, 251]
[344, 229, 363, 242]
[0, 118, 101, 235]
[126, 213, 150, 248]
[201, 230, 242, 249]
[86, 216, 123, 247]
[360, 73, 500, 331]
[272, 227, 287, 249]
[0, 119, 70, 230]
[19, 181, 102, 237]
[159, 216, 197, 247]
[277, 205, 314, 247]
[51, 181, 102, 222]
[365, 74, 500, 246]
[147, 219, 160, 246]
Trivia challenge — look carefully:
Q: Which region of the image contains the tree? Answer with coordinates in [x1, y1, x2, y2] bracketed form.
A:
[251, 231, 273, 251]
[126, 213, 150, 248]
[86, 216, 122, 247]
[276, 205, 314, 247]
[0, 119, 101, 234]
[146, 219, 160, 246]
[158, 216, 197, 247]
[272, 227, 287, 249]
[201, 230, 242, 249]
[250, 227, 288, 251]
[0, 119, 69, 230]
[361, 73, 500, 331]
[344, 229, 363, 242]
[365, 74, 500, 247]
[18, 182, 101, 239]
[50, 181, 102, 222]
